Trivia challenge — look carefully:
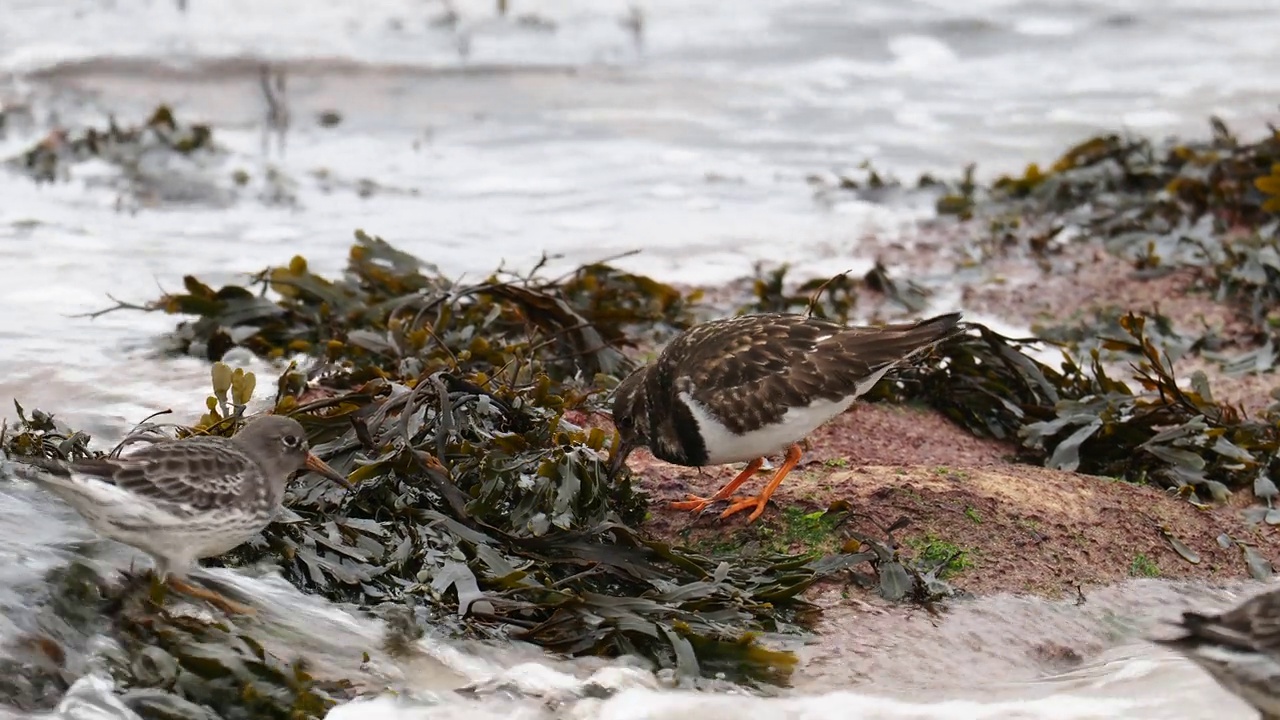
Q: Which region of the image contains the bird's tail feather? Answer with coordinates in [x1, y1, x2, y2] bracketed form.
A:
[6, 457, 87, 503]
[831, 312, 963, 399]
[8, 455, 68, 479]
[837, 311, 964, 371]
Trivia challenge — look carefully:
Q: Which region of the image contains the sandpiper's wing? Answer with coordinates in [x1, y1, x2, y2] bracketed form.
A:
[1154, 590, 1280, 718]
[18, 439, 255, 517]
[1168, 590, 1280, 654]
[669, 312, 962, 434]
[1239, 592, 1280, 653]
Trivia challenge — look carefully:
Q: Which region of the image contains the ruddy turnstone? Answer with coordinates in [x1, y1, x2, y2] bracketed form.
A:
[1154, 588, 1280, 719]
[609, 311, 963, 522]
[14, 414, 352, 614]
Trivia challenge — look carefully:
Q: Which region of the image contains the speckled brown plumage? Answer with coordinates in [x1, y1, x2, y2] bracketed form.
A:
[609, 311, 962, 522]
[612, 311, 962, 466]
[13, 415, 352, 613]
[1155, 588, 1280, 719]
[1165, 590, 1280, 653]
[66, 442, 273, 514]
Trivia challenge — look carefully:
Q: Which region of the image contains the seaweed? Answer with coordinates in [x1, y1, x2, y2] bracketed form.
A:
[8, 231, 877, 700]
[0, 401, 95, 461]
[103, 594, 350, 720]
[948, 119, 1280, 342]
[1257, 163, 1280, 213]
[5, 104, 219, 208]
[744, 261, 928, 321]
[0, 563, 351, 717]
[8, 105, 215, 185]
[739, 261, 1269, 502]
[835, 514, 959, 605]
[974, 119, 1280, 231]
[877, 312, 1280, 503]
[813, 117, 1280, 347]
[1185, 224, 1280, 338]
[2, 104, 313, 209]
[802, 116, 1280, 505]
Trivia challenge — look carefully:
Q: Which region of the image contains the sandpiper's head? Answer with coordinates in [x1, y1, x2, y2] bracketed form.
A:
[608, 370, 649, 477]
[233, 415, 352, 489]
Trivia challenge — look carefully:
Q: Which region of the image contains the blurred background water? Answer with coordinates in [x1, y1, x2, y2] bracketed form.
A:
[0, 0, 1278, 717]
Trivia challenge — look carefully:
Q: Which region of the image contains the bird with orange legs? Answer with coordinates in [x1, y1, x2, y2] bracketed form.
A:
[608, 311, 962, 522]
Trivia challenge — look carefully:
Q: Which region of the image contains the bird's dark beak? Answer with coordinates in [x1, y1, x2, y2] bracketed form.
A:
[305, 452, 354, 489]
[608, 437, 635, 479]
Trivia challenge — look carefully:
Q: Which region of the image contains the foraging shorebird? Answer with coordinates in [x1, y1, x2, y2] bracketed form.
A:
[13, 415, 352, 614]
[1154, 587, 1280, 720]
[609, 311, 963, 522]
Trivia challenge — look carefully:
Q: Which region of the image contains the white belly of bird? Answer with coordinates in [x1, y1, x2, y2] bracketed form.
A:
[108, 509, 265, 559]
[65, 477, 267, 561]
[1192, 645, 1280, 717]
[676, 359, 900, 466]
[679, 392, 857, 465]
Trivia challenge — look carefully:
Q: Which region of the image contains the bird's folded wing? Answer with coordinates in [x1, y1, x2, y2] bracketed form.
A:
[1221, 595, 1280, 652]
[20, 443, 252, 514]
[674, 316, 874, 433]
[679, 315, 959, 435]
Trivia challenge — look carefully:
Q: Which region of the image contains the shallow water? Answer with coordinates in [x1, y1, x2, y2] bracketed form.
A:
[1, 0, 1278, 717]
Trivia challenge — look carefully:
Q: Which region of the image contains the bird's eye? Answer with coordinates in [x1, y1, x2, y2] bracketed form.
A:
[282, 434, 302, 449]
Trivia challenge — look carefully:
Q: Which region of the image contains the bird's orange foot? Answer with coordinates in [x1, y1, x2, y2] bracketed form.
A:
[719, 495, 770, 523]
[670, 495, 717, 513]
[167, 577, 257, 615]
[669, 458, 768, 515]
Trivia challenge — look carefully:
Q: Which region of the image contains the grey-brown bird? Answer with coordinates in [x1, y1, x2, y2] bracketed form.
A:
[609, 311, 962, 522]
[13, 414, 352, 614]
[1154, 587, 1280, 720]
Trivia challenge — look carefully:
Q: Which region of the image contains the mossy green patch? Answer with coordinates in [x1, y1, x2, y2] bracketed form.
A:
[906, 534, 974, 578]
[1130, 554, 1161, 578]
[750, 507, 844, 556]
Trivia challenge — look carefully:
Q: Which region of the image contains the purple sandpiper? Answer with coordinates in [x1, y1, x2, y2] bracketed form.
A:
[609, 311, 963, 523]
[14, 414, 352, 614]
[1154, 587, 1280, 719]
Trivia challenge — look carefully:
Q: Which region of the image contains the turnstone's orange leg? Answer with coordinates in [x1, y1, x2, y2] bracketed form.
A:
[720, 443, 803, 523]
[166, 577, 257, 615]
[669, 457, 765, 513]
